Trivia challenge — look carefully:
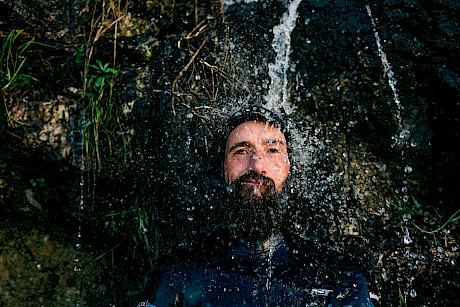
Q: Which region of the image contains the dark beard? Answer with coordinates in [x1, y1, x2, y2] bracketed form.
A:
[221, 171, 285, 242]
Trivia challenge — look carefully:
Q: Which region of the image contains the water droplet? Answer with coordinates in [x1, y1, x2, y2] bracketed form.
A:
[404, 165, 413, 173]
[437, 246, 445, 253]
[410, 289, 417, 298]
[399, 130, 411, 139]
[403, 227, 413, 244]
[347, 121, 357, 127]
[403, 213, 411, 222]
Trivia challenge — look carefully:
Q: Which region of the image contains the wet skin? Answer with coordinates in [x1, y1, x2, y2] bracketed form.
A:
[224, 120, 290, 196]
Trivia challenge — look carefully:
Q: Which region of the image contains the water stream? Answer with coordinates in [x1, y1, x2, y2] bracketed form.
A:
[366, 4, 413, 245]
[366, 4, 402, 128]
[1, 0, 458, 305]
[264, 0, 302, 115]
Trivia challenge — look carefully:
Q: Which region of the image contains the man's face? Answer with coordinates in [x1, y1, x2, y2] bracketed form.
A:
[224, 120, 290, 199]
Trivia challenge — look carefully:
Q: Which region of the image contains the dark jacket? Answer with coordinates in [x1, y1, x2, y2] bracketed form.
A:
[152, 231, 375, 306]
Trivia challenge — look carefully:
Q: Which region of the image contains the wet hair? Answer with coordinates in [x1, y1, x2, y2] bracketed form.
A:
[224, 106, 291, 150]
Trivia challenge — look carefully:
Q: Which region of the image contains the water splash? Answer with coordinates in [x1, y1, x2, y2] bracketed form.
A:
[366, 5, 413, 149]
[222, 0, 261, 9]
[366, 5, 414, 219]
[403, 225, 413, 245]
[264, 0, 302, 115]
[366, 5, 402, 128]
[73, 116, 86, 306]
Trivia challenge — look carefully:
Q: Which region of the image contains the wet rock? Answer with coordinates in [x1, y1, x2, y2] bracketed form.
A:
[0, 222, 107, 306]
[1, 0, 459, 305]
[0, 0, 89, 44]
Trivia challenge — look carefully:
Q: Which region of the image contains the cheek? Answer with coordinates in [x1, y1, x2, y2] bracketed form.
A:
[225, 158, 247, 182]
[272, 159, 290, 188]
[274, 165, 289, 180]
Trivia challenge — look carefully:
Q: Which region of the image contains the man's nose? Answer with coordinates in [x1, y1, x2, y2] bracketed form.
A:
[249, 151, 266, 175]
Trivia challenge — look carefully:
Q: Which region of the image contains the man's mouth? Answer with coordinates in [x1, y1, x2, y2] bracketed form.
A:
[230, 171, 276, 199]
[244, 178, 264, 188]
[243, 178, 268, 197]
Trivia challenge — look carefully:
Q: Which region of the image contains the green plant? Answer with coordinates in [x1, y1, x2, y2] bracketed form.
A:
[399, 286, 407, 307]
[98, 205, 159, 268]
[78, 0, 130, 171]
[412, 208, 460, 235]
[82, 59, 122, 170]
[30, 178, 46, 188]
[1, 30, 35, 92]
[390, 196, 423, 217]
[392, 196, 460, 244]
[0, 30, 41, 127]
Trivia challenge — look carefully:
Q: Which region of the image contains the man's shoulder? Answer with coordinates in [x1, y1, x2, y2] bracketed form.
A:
[282, 231, 367, 283]
[281, 231, 376, 306]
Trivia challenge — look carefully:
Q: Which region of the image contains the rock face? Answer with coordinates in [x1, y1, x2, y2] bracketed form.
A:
[0, 223, 106, 306]
[0, 0, 87, 44]
[0, 0, 459, 306]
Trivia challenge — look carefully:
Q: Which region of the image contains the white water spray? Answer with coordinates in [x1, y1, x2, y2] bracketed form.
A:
[367, 5, 414, 245]
[264, 0, 302, 115]
[222, 0, 260, 9]
[72, 117, 86, 306]
[366, 5, 403, 128]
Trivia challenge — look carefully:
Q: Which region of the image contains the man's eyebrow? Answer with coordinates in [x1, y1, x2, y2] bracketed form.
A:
[229, 141, 251, 150]
[263, 138, 286, 145]
[229, 139, 286, 151]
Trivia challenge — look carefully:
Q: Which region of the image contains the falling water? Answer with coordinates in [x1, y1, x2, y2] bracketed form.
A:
[366, 4, 413, 245]
[74, 118, 86, 306]
[264, 0, 302, 115]
[366, 5, 412, 148]
[366, 4, 402, 128]
[264, 234, 280, 297]
[222, 0, 261, 7]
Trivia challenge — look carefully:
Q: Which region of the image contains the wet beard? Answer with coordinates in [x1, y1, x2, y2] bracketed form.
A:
[223, 172, 284, 242]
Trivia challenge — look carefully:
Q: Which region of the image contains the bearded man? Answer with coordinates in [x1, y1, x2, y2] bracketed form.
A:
[151, 107, 376, 306]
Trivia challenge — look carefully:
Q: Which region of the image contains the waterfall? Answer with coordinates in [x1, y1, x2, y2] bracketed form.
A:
[222, 0, 261, 8]
[264, 0, 302, 115]
[366, 5, 403, 131]
[366, 4, 413, 245]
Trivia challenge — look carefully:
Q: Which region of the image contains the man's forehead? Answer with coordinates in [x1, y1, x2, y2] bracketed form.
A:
[230, 120, 284, 136]
[230, 120, 284, 134]
[226, 121, 288, 149]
